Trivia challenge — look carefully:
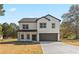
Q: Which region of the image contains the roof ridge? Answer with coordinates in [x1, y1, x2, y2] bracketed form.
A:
[45, 14, 61, 21]
[18, 14, 61, 23]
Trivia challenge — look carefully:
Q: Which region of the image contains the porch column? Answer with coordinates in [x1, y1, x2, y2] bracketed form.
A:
[37, 32, 39, 42]
[24, 32, 26, 41]
[17, 32, 20, 41]
[30, 32, 32, 41]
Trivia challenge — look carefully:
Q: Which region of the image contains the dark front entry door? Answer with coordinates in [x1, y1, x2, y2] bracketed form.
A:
[32, 35, 37, 41]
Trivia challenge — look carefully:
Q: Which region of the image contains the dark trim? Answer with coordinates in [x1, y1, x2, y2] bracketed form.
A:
[17, 30, 37, 32]
[18, 21, 36, 23]
[36, 17, 50, 21]
[36, 14, 61, 22]
[45, 14, 61, 21]
[18, 14, 61, 23]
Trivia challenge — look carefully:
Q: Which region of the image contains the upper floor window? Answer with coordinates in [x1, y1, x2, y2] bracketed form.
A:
[23, 24, 28, 29]
[52, 23, 55, 28]
[40, 23, 46, 28]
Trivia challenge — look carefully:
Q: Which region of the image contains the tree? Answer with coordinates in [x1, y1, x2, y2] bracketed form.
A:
[2, 23, 19, 39]
[60, 21, 75, 39]
[9, 23, 19, 38]
[62, 4, 79, 39]
[0, 4, 5, 16]
[2, 23, 9, 39]
[0, 23, 3, 35]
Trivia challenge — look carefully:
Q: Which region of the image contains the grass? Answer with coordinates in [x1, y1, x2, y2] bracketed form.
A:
[0, 39, 16, 42]
[0, 39, 43, 54]
[62, 39, 79, 46]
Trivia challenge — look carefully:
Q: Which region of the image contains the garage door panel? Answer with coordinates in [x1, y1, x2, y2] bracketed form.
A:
[39, 33, 58, 41]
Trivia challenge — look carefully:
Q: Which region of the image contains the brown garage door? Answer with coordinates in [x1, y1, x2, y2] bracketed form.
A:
[39, 33, 58, 41]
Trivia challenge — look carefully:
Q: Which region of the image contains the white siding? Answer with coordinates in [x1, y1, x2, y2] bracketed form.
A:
[19, 23, 37, 30]
[18, 15, 60, 41]
[37, 18, 60, 33]
[17, 32, 37, 41]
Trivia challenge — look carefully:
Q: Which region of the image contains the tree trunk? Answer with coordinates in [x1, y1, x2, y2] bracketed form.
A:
[75, 15, 79, 39]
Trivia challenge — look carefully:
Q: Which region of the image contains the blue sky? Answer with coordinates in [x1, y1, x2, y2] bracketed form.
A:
[0, 4, 71, 24]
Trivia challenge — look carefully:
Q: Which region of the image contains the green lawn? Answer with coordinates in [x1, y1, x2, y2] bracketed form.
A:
[0, 39, 16, 42]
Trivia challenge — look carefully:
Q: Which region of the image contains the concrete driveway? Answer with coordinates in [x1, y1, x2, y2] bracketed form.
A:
[40, 42, 79, 54]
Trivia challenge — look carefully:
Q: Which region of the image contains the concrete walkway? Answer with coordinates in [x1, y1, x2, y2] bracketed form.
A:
[40, 42, 79, 54]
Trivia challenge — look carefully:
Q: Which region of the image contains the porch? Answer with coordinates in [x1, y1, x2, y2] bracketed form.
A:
[17, 30, 39, 41]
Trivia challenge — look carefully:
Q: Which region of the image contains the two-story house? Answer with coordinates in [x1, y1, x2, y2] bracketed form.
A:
[17, 14, 61, 42]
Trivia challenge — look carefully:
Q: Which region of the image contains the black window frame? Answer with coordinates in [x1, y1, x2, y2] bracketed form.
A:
[40, 23, 46, 28]
[52, 23, 55, 28]
[23, 24, 28, 29]
[21, 34, 24, 39]
[27, 34, 30, 39]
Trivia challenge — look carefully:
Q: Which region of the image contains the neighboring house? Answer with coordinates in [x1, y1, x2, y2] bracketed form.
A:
[17, 14, 61, 42]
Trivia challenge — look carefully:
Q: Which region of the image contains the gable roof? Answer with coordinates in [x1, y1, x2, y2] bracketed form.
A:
[18, 14, 61, 23]
[18, 18, 37, 23]
[36, 14, 61, 22]
[36, 17, 50, 21]
[44, 14, 61, 21]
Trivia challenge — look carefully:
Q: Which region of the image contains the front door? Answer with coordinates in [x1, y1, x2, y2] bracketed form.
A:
[32, 35, 37, 41]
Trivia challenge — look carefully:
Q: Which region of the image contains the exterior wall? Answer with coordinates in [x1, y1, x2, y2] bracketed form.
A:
[17, 32, 37, 41]
[58, 33, 60, 41]
[37, 32, 39, 42]
[18, 15, 60, 41]
[37, 18, 60, 33]
[19, 23, 37, 30]
[37, 17, 60, 41]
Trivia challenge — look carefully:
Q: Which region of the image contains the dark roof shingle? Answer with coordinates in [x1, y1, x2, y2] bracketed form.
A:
[18, 14, 61, 23]
[18, 18, 37, 23]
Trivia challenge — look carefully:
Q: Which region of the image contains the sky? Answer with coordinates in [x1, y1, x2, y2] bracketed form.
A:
[0, 4, 71, 24]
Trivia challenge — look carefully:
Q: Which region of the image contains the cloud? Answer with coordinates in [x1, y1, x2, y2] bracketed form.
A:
[10, 8, 16, 12]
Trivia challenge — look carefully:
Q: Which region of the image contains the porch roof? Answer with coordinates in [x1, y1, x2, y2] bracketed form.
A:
[17, 30, 37, 32]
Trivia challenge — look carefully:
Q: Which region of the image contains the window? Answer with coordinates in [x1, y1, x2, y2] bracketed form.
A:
[40, 23, 46, 28]
[21, 34, 24, 39]
[23, 24, 28, 29]
[52, 23, 55, 28]
[27, 34, 30, 39]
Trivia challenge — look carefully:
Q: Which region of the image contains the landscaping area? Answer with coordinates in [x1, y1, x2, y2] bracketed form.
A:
[0, 39, 43, 54]
[62, 39, 79, 46]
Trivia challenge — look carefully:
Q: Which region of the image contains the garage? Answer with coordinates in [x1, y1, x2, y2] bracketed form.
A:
[39, 33, 58, 41]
